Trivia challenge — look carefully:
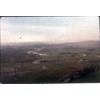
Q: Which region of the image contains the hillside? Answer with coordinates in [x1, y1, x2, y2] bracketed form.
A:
[2, 40, 99, 50]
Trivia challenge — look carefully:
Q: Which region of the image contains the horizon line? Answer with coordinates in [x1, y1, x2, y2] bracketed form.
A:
[1, 40, 99, 46]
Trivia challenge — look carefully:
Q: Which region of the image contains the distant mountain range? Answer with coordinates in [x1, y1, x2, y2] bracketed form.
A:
[1, 40, 100, 49]
[62, 40, 99, 48]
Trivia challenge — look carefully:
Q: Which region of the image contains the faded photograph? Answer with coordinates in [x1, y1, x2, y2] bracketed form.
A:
[0, 16, 100, 83]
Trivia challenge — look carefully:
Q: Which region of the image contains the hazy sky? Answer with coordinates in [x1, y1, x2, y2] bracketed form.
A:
[1, 16, 99, 44]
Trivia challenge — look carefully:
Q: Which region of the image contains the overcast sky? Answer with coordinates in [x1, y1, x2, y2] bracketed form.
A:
[1, 16, 99, 44]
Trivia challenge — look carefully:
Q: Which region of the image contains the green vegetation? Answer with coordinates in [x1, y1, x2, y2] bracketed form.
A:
[1, 42, 100, 83]
[71, 69, 100, 83]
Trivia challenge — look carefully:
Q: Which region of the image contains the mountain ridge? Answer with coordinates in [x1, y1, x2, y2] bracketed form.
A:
[1, 40, 99, 48]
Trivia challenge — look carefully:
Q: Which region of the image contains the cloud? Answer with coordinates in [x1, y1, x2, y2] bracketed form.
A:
[1, 16, 99, 43]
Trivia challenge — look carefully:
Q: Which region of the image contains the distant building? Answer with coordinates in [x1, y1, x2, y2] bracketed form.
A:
[79, 54, 87, 57]
[27, 51, 38, 55]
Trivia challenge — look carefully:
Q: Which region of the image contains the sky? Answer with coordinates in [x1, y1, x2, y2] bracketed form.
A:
[1, 16, 99, 44]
